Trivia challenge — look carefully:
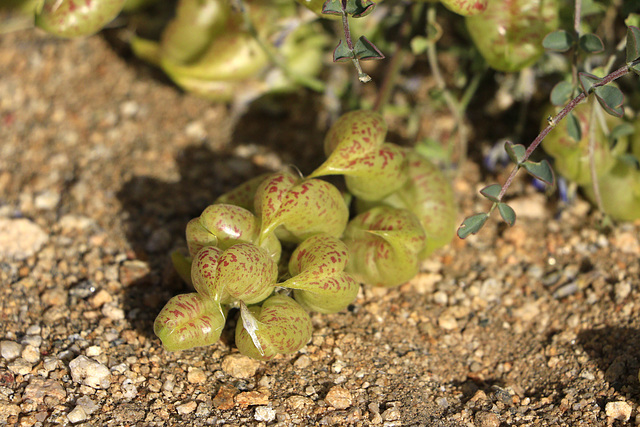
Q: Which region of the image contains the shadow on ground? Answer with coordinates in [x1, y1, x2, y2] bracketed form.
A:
[578, 326, 640, 403]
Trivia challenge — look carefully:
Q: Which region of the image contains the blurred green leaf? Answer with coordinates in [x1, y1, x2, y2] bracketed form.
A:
[543, 30, 574, 52]
[354, 36, 384, 60]
[625, 14, 640, 29]
[609, 123, 635, 143]
[579, 34, 604, 53]
[594, 85, 624, 117]
[550, 81, 573, 106]
[504, 141, 526, 164]
[457, 213, 489, 239]
[627, 26, 640, 62]
[578, 72, 600, 94]
[523, 160, 554, 185]
[566, 112, 582, 142]
[480, 184, 502, 203]
[497, 203, 516, 226]
[333, 40, 354, 63]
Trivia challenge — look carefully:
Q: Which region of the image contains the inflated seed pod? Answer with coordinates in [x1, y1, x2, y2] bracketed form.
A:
[358, 150, 457, 259]
[582, 160, 640, 221]
[154, 292, 226, 351]
[191, 244, 277, 305]
[281, 233, 359, 313]
[35, 0, 126, 38]
[310, 111, 407, 201]
[235, 295, 312, 360]
[343, 206, 426, 288]
[186, 203, 281, 263]
[254, 171, 349, 243]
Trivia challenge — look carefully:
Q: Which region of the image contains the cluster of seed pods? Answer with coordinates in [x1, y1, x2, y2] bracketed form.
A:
[155, 110, 457, 359]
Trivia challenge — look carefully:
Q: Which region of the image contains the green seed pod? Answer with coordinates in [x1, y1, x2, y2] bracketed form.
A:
[154, 292, 226, 351]
[466, 0, 559, 72]
[236, 295, 312, 360]
[439, 0, 487, 16]
[214, 173, 270, 213]
[186, 203, 281, 263]
[282, 233, 359, 313]
[582, 161, 640, 221]
[191, 244, 277, 305]
[343, 206, 426, 288]
[254, 171, 349, 243]
[358, 150, 457, 259]
[35, 0, 127, 38]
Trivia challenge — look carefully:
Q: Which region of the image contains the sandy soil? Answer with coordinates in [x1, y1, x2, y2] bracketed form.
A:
[1, 27, 640, 427]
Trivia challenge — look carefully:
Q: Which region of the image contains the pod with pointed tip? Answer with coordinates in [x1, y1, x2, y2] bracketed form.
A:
[235, 294, 312, 360]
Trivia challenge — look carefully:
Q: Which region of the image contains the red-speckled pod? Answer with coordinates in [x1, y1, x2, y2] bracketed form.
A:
[322, 110, 387, 158]
[439, 0, 487, 16]
[254, 171, 349, 243]
[35, 0, 126, 38]
[343, 206, 426, 287]
[282, 233, 359, 313]
[186, 203, 281, 263]
[358, 150, 458, 259]
[154, 293, 226, 351]
[191, 244, 277, 305]
[235, 295, 312, 360]
[214, 174, 270, 213]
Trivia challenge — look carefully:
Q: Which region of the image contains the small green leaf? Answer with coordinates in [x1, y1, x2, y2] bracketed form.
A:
[543, 30, 574, 52]
[594, 85, 624, 118]
[578, 72, 601, 94]
[497, 203, 516, 226]
[626, 26, 640, 62]
[550, 81, 573, 106]
[609, 123, 635, 143]
[345, 0, 375, 17]
[579, 33, 604, 53]
[480, 184, 502, 203]
[457, 213, 489, 239]
[410, 36, 431, 55]
[322, 0, 343, 15]
[566, 112, 582, 142]
[523, 159, 555, 185]
[353, 36, 385, 60]
[619, 153, 640, 169]
[333, 40, 354, 63]
[504, 141, 526, 164]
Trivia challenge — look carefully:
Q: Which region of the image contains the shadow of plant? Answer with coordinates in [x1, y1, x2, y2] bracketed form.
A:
[578, 326, 640, 403]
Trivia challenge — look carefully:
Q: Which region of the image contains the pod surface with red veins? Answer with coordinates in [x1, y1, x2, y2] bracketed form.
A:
[283, 234, 359, 313]
[35, 0, 127, 38]
[235, 295, 312, 360]
[254, 172, 349, 243]
[320, 110, 388, 167]
[187, 203, 281, 263]
[154, 293, 226, 352]
[191, 244, 276, 305]
[359, 150, 457, 259]
[343, 206, 426, 288]
[466, 0, 559, 72]
[439, 0, 487, 16]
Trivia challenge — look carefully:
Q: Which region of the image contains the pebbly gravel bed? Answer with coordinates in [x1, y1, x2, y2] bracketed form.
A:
[1, 28, 640, 427]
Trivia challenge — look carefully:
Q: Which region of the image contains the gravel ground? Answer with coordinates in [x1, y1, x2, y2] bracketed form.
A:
[1, 28, 640, 427]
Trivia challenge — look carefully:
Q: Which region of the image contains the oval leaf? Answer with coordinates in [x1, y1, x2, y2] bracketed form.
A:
[566, 112, 582, 142]
[504, 141, 526, 164]
[497, 203, 516, 227]
[578, 72, 601, 95]
[627, 26, 640, 62]
[594, 85, 624, 118]
[480, 184, 502, 202]
[522, 159, 555, 185]
[579, 33, 604, 53]
[550, 81, 574, 106]
[457, 213, 489, 239]
[543, 30, 574, 52]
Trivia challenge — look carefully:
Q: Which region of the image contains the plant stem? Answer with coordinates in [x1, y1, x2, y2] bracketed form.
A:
[496, 58, 640, 202]
[587, 98, 604, 212]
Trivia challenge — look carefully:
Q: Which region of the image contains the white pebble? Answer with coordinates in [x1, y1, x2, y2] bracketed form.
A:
[69, 355, 111, 389]
[85, 346, 102, 357]
[122, 379, 138, 399]
[0, 218, 48, 260]
[605, 401, 632, 422]
[67, 406, 88, 424]
[102, 304, 125, 321]
[21, 345, 40, 364]
[254, 406, 276, 422]
[0, 340, 22, 361]
[34, 190, 61, 210]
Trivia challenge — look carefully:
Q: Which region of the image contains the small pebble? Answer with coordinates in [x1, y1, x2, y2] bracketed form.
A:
[221, 354, 260, 379]
[381, 407, 401, 421]
[21, 345, 40, 364]
[0, 218, 48, 260]
[69, 355, 111, 389]
[286, 395, 313, 410]
[85, 346, 102, 357]
[23, 378, 66, 404]
[8, 358, 32, 375]
[605, 401, 632, 422]
[1, 340, 22, 361]
[176, 401, 197, 415]
[324, 386, 352, 409]
[67, 406, 88, 424]
[235, 389, 270, 408]
[213, 384, 238, 410]
[437, 314, 458, 330]
[101, 304, 125, 321]
[34, 190, 60, 210]
[475, 411, 500, 427]
[75, 396, 98, 415]
[187, 367, 207, 384]
[294, 355, 312, 369]
[254, 406, 276, 422]
[89, 289, 113, 308]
